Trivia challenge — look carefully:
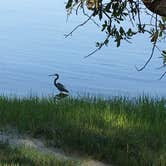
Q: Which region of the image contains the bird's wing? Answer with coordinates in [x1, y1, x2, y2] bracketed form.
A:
[57, 82, 65, 89]
[57, 83, 69, 92]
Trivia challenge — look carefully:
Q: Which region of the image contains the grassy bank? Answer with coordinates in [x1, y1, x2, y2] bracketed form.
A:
[0, 96, 166, 165]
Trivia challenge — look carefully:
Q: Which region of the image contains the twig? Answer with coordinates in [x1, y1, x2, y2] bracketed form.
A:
[64, 14, 93, 38]
[84, 45, 103, 58]
[159, 71, 166, 80]
[136, 41, 156, 71]
[126, 8, 135, 26]
[136, 14, 158, 71]
[84, 13, 100, 27]
[84, 34, 110, 58]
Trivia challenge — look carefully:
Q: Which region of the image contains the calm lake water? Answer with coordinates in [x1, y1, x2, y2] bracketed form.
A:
[0, 0, 165, 97]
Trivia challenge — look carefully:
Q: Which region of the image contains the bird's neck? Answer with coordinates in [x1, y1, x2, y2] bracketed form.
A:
[54, 76, 59, 84]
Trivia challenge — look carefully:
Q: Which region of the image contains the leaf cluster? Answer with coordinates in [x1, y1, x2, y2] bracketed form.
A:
[65, 0, 166, 73]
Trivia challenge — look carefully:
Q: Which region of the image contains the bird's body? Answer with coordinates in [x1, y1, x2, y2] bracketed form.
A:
[54, 80, 69, 93]
[49, 73, 69, 93]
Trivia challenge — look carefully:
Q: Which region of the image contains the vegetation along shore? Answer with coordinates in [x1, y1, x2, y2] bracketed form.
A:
[0, 95, 166, 166]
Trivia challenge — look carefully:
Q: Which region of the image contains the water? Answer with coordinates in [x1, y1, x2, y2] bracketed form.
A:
[0, 0, 165, 97]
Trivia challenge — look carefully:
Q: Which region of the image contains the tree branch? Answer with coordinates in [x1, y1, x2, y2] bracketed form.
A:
[64, 14, 93, 38]
[84, 34, 110, 58]
[159, 71, 166, 80]
[135, 41, 156, 71]
[136, 14, 158, 71]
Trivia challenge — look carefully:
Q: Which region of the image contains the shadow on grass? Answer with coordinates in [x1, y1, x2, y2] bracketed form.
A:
[32, 125, 166, 166]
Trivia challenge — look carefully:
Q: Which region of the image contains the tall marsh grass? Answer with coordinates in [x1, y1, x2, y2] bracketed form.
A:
[0, 96, 166, 165]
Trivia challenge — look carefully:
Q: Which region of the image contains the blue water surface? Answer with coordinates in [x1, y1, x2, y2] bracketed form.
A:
[0, 0, 165, 97]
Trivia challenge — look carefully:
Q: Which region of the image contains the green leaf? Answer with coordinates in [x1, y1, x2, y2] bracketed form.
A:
[105, 3, 111, 12]
[99, 9, 103, 20]
[161, 16, 166, 22]
[162, 50, 166, 64]
[151, 31, 158, 43]
[101, 21, 107, 31]
[104, 39, 109, 46]
[159, 31, 163, 37]
[119, 27, 125, 35]
[66, 0, 73, 9]
[116, 39, 120, 47]
[162, 50, 166, 55]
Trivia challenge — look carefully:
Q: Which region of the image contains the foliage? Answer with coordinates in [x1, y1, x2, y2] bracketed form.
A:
[65, 0, 166, 73]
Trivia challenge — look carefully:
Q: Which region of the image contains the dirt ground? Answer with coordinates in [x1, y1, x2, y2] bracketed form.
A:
[0, 128, 110, 166]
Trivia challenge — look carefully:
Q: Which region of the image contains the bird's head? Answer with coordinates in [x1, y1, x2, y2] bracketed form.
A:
[48, 73, 59, 77]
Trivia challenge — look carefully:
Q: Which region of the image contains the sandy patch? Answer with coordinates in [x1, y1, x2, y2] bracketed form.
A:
[0, 128, 111, 166]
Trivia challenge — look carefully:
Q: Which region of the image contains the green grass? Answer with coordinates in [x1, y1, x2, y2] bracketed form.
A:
[0, 95, 166, 165]
[0, 142, 78, 166]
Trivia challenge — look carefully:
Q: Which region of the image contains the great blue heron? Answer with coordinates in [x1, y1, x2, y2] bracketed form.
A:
[49, 73, 69, 93]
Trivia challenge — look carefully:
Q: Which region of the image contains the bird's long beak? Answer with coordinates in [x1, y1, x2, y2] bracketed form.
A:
[48, 74, 54, 76]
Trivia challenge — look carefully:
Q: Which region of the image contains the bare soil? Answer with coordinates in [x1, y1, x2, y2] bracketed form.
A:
[0, 128, 110, 166]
